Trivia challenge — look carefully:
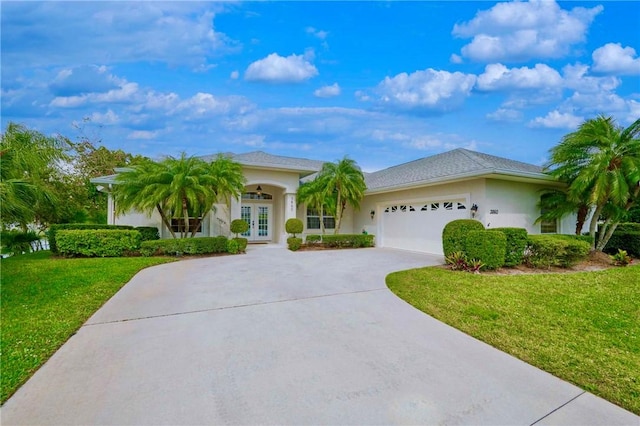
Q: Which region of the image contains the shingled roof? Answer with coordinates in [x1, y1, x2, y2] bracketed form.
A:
[200, 151, 324, 176]
[364, 148, 551, 192]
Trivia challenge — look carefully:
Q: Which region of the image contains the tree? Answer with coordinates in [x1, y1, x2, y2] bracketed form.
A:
[297, 179, 334, 235]
[315, 157, 367, 234]
[113, 153, 245, 238]
[545, 116, 640, 251]
[0, 123, 69, 229]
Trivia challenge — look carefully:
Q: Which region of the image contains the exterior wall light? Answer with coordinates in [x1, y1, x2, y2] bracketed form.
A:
[256, 185, 262, 196]
[470, 203, 479, 218]
[370, 209, 376, 220]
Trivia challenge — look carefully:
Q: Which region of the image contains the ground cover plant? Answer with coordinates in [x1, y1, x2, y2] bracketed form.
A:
[0, 251, 174, 403]
[387, 266, 640, 415]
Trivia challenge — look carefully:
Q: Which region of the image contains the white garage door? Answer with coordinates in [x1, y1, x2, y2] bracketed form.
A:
[380, 199, 470, 254]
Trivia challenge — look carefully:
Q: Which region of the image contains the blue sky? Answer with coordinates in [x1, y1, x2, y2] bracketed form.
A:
[2, 1, 639, 172]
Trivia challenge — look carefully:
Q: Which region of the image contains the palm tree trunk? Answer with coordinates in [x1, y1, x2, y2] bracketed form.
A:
[588, 203, 605, 251]
[320, 203, 325, 236]
[334, 191, 342, 235]
[596, 186, 640, 251]
[182, 198, 189, 239]
[156, 203, 177, 239]
[575, 204, 589, 235]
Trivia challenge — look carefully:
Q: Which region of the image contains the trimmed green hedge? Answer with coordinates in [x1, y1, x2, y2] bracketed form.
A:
[442, 219, 484, 257]
[465, 230, 506, 270]
[525, 235, 590, 268]
[57, 230, 141, 257]
[322, 234, 375, 248]
[140, 236, 229, 257]
[48, 224, 134, 253]
[488, 227, 528, 267]
[136, 227, 160, 241]
[306, 234, 322, 244]
[604, 230, 640, 257]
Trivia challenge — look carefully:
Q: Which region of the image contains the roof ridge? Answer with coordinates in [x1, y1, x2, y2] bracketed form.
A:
[456, 148, 494, 169]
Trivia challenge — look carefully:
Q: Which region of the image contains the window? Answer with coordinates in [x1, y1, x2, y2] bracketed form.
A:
[170, 218, 202, 234]
[242, 192, 272, 200]
[306, 207, 335, 230]
[444, 202, 453, 210]
[540, 194, 557, 234]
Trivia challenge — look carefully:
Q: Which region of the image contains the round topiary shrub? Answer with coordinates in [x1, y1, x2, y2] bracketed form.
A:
[285, 218, 303, 237]
[465, 230, 506, 270]
[230, 219, 250, 237]
[442, 219, 484, 257]
[287, 237, 302, 251]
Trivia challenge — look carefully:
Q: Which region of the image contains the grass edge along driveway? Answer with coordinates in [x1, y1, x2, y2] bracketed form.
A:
[1, 251, 175, 403]
[387, 265, 640, 415]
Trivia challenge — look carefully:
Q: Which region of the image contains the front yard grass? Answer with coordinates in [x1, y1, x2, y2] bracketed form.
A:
[387, 265, 640, 415]
[0, 251, 175, 403]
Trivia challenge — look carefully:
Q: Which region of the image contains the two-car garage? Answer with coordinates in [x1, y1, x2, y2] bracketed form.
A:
[378, 197, 470, 254]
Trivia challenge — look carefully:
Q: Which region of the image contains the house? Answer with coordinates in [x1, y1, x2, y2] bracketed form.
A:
[91, 148, 575, 255]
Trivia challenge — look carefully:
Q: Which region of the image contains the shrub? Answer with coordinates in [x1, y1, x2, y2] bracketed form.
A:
[285, 218, 303, 237]
[287, 237, 302, 251]
[465, 230, 506, 270]
[233, 237, 248, 253]
[135, 226, 160, 241]
[444, 251, 485, 273]
[1, 230, 41, 255]
[139, 236, 229, 257]
[56, 230, 141, 257]
[603, 229, 640, 258]
[442, 219, 484, 257]
[488, 228, 528, 266]
[230, 219, 249, 237]
[226, 239, 239, 254]
[611, 249, 632, 266]
[322, 234, 375, 248]
[306, 234, 322, 244]
[48, 224, 133, 253]
[525, 235, 590, 268]
[614, 223, 640, 233]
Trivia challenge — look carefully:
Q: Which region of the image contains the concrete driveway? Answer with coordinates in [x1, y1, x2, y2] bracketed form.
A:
[2, 246, 637, 425]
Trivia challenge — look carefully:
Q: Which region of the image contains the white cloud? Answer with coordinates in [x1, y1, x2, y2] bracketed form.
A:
[453, 0, 602, 62]
[486, 108, 523, 122]
[529, 110, 583, 129]
[592, 43, 640, 75]
[230, 70, 240, 80]
[450, 54, 463, 64]
[245, 53, 319, 83]
[476, 63, 562, 91]
[306, 27, 328, 40]
[373, 69, 476, 111]
[127, 130, 158, 140]
[90, 109, 119, 125]
[177, 93, 254, 119]
[314, 83, 341, 98]
[562, 63, 620, 93]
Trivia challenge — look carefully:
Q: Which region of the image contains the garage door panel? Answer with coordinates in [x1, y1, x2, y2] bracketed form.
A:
[381, 199, 469, 254]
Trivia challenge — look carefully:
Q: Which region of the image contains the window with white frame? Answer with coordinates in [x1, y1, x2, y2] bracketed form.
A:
[306, 207, 335, 230]
[540, 194, 557, 234]
[170, 217, 202, 234]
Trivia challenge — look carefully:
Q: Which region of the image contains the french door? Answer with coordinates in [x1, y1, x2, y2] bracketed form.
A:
[240, 203, 272, 241]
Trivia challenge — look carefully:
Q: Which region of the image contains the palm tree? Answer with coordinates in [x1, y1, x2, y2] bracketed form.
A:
[1, 123, 68, 229]
[113, 153, 245, 238]
[316, 157, 367, 234]
[297, 179, 333, 235]
[545, 116, 640, 251]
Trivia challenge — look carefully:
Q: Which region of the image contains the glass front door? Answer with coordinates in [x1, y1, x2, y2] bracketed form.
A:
[240, 203, 272, 241]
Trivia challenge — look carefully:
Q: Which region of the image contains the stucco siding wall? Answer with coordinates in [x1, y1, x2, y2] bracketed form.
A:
[242, 168, 299, 193]
[484, 179, 575, 234]
[356, 179, 486, 237]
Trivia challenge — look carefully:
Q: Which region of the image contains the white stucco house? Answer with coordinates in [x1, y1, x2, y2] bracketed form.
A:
[91, 148, 574, 255]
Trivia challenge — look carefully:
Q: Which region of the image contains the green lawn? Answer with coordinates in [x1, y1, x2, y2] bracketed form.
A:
[387, 265, 640, 415]
[0, 251, 175, 403]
